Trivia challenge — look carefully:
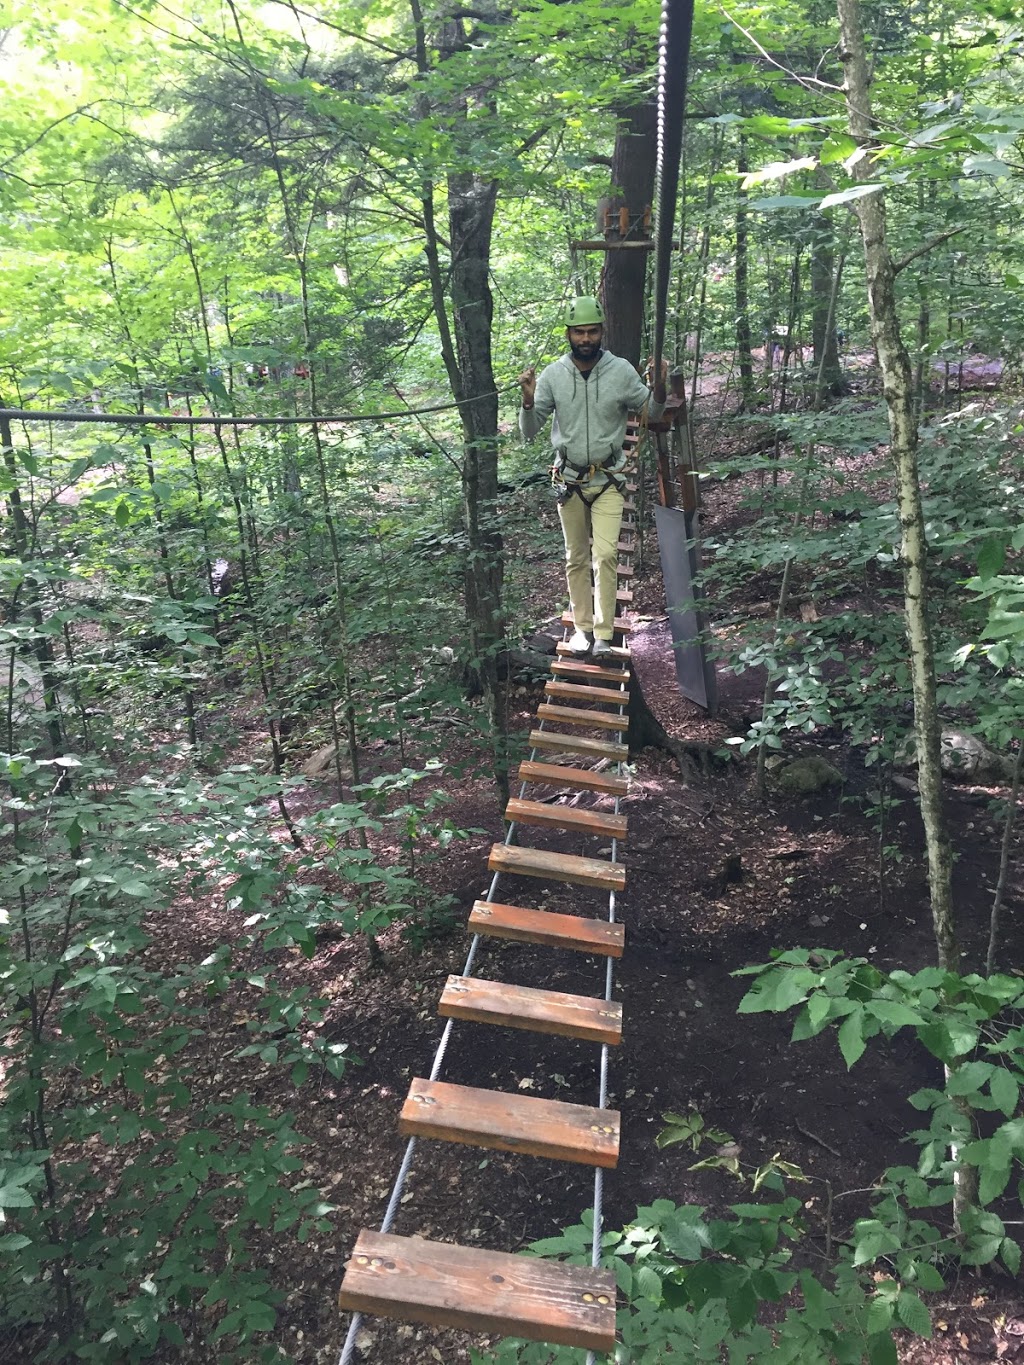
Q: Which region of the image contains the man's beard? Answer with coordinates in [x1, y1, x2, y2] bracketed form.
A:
[570, 340, 601, 364]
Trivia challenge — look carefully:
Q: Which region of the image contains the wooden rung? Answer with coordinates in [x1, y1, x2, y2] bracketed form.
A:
[505, 796, 628, 841]
[551, 659, 631, 684]
[488, 842, 625, 892]
[469, 899, 625, 956]
[536, 703, 626, 732]
[616, 563, 634, 578]
[544, 680, 628, 706]
[616, 540, 634, 554]
[339, 1230, 617, 1353]
[439, 974, 623, 1044]
[561, 612, 632, 634]
[616, 589, 633, 604]
[529, 729, 628, 761]
[399, 1078, 620, 1167]
[518, 759, 629, 796]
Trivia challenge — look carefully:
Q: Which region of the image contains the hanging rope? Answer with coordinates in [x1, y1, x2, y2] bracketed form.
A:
[651, 0, 696, 384]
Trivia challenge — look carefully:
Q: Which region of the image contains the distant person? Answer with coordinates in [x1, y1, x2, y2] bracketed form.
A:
[518, 297, 666, 657]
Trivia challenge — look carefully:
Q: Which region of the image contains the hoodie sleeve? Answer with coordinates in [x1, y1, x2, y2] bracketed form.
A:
[519, 365, 555, 442]
[624, 366, 666, 424]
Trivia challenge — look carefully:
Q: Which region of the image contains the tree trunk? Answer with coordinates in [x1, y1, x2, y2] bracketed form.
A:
[836, 0, 957, 978]
[810, 212, 843, 395]
[734, 134, 756, 410]
[599, 100, 657, 367]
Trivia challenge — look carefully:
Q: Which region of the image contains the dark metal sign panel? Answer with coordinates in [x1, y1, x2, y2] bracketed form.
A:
[654, 504, 717, 713]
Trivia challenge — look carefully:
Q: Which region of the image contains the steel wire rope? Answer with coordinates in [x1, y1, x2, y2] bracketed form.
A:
[651, 0, 697, 391]
[0, 387, 521, 430]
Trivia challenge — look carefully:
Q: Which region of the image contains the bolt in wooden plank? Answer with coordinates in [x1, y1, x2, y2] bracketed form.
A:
[488, 842, 625, 892]
[439, 975, 623, 1044]
[544, 680, 629, 706]
[536, 703, 626, 732]
[505, 796, 628, 841]
[339, 1230, 617, 1353]
[399, 1078, 620, 1167]
[528, 729, 628, 761]
[468, 899, 625, 956]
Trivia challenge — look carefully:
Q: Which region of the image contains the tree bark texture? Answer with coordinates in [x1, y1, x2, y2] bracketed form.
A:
[836, 0, 958, 975]
[599, 100, 657, 367]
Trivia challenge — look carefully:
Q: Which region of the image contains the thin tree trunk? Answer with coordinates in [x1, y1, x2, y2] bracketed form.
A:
[734, 134, 756, 410]
[837, 0, 971, 1221]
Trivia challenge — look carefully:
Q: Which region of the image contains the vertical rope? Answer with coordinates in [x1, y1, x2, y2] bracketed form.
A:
[652, 0, 697, 384]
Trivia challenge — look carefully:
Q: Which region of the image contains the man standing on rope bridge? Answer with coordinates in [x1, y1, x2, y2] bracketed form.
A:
[518, 296, 667, 657]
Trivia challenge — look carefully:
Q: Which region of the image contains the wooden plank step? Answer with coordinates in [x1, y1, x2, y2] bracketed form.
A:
[551, 659, 631, 684]
[439, 974, 623, 1044]
[536, 703, 626, 732]
[529, 729, 628, 761]
[488, 842, 626, 892]
[518, 759, 629, 796]
[339, 1230, 616, 1353]
[399, 1078, 620, 1167]
[505, 796, 628, 841]
[544, 680, 629, 705]
[616, 539, 634, 554]
[561, 611, 632, 634]
[469, 899, 625, 956]
[616, 563, 634, 578]
[616, 588, 634, 604]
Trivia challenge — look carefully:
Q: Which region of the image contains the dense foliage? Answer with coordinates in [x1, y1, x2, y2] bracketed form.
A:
[3, 0, 1024, 1359]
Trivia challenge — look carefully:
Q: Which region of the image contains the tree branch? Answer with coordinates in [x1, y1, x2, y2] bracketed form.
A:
[893, 226, 965, 275]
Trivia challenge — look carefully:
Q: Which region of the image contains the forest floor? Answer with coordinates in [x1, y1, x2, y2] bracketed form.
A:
[257, 432, 1022, 1364]
[16, 397, 1024, 1365]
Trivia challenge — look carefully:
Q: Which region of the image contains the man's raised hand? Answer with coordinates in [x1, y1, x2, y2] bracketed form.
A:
[518, 365, 537, 409]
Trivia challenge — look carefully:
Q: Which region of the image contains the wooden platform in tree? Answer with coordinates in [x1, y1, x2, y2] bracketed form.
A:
[468, 899, 625, 957]
[488, 842, 626, 891]
[439, 975, 622, 1044]
[399, 1078, 620, 1167]
[544, 680, 628, 706]
[339, 1230, 617, 1353]
[536, 703, 627, 732]
[505, 796, 628, 841]
[517, 759, 629, 796]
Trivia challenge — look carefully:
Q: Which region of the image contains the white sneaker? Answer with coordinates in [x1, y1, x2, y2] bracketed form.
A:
[592, 637, 614, 658]
[567, 629, 593, 655]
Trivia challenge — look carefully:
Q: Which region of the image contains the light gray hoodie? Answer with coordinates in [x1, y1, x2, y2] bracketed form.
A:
[519, 349, 664, 490]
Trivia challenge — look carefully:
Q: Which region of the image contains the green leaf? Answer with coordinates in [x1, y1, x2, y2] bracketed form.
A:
[819, 183, 885, 209]
[896, 1290, 931, 1337]
[1001, 1238, 1021, 1276]
[749, 194, 822, 211]
[115, 500, 131, 528]
[838, 1011, 867, 1068]
[0, 1185, 37, 1208]
[977, 537, 1007, 580]
[989, 1067, 1019, 1117]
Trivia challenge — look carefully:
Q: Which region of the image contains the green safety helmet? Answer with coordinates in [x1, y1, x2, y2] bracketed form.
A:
[563, 296, 605, 327]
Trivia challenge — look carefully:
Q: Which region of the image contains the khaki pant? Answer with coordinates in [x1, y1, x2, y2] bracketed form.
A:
[557, 484, 623, 640]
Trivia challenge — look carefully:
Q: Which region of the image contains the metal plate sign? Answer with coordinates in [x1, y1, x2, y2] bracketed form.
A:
[654, 504, 717, 712]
